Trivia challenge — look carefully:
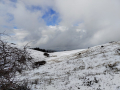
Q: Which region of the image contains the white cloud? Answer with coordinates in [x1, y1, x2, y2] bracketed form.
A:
[11, 1, 45, 30]
[1, 0, 120, 50]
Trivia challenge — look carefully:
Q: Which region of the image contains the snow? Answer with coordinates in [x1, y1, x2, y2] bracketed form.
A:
[15, 41, 120, 90]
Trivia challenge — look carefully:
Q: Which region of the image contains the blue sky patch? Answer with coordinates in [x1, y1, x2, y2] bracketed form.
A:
[0, 0, 5, 4]
[6, 13, 14, 22]
[13, 26, 17, 29]
[3, 25, 9, 28]
[26, 5, 41, 12]
[10, 0, 17, 3]
[42, 8, 60, 26]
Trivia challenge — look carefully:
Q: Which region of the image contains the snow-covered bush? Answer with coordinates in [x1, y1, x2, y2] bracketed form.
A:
[0, 39, 32, 90]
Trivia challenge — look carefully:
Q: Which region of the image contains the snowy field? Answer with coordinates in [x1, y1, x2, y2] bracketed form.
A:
[15, 41, 120, 90]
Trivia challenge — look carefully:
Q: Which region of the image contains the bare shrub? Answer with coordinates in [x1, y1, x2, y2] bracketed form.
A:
[83, 77, 99, 86]
[32, 61, 46, 68]
[101, 46, 104, 48]
[116, 49, 120, 55]
[0, 39, 32, 90]
[44, 52, 49, 57]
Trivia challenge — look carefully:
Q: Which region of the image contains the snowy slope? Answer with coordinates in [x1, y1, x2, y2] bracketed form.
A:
[15, 41, 120, 90]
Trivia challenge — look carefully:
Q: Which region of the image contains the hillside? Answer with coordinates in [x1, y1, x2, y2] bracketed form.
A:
[15, 41, 120, 90]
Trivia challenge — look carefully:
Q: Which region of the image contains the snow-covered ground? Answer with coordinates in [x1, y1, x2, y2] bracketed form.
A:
[15, 41, 120, 90]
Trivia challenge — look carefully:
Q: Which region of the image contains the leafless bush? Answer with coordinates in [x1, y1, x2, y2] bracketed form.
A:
[44, 52, 49, 57]
[116, 49, 120, 55]
[0, 39, 32, 90]
[83, 77, 99, 86]
[32, 61, 46, 68]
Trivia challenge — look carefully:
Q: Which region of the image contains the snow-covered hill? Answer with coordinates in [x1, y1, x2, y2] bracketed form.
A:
[15, 41, 120, 90]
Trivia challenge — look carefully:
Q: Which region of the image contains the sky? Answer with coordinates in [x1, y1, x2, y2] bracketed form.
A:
[0, 0, 120, 50]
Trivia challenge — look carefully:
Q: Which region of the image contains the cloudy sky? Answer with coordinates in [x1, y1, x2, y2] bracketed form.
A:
[0, 0, 120, 50]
